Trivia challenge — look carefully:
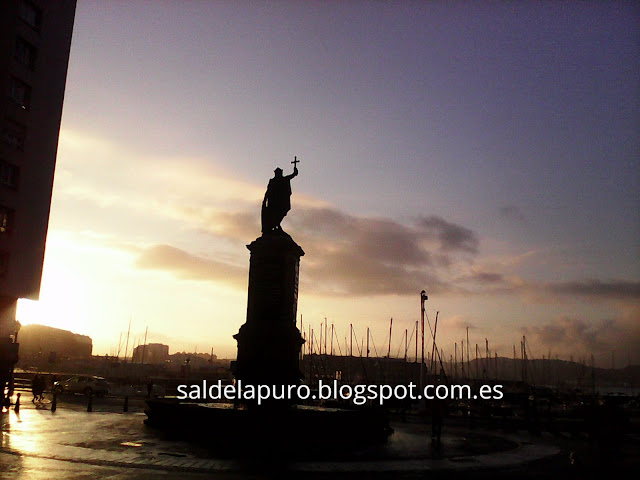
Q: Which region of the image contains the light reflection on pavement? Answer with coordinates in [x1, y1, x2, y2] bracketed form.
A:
[0, 404, 244, 479]
[0, 454, 228, 480]
[0, 401, 561, 479]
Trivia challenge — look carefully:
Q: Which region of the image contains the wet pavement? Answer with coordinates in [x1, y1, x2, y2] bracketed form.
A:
[0, 396, 574, 479]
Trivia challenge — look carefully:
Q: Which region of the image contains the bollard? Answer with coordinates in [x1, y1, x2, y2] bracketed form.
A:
[15, 393, 20, 413]
[123, 395, 129, 412]
[51, 393, 57, 412]
[87, 392, 93, 412]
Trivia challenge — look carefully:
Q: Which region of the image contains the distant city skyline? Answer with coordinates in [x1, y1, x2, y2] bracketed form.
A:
[17, 1, 639, 367]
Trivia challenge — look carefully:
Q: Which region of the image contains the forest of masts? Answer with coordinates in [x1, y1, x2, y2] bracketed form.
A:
[299, 314, 614, 386]
[109, 319, 215, 366]
[108, 311, 623, 386]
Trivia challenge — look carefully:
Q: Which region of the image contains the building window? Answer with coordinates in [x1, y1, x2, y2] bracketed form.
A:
[1, 121, 26, 150]
[14, 37, 38, 70]
[7, 76, 31, 110]
[0, 205, 15, 234]
[0, 160, 19, 189]
[18, 1, 42, 31]
[0, 251, 9, 278]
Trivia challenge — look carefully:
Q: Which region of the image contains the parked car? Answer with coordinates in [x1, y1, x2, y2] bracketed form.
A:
[53, 375, 109, 397]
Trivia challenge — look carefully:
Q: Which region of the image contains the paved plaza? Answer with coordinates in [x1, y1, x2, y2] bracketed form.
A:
[0, 396, 576, 479]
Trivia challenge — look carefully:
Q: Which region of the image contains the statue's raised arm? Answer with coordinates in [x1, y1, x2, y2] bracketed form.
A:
[261, 157, 299, 233]
[285, 156, 299, 180]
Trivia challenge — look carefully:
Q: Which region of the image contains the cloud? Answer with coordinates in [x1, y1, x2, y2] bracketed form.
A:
[523, 310, 640, 361]
[469, 271, 504, 284]
[56, 130, 637, 304]
[455, 265, 510, 288]
[143, 201, 639, 303]
[416, 216, 479, 254]
[182, 208, 260, 241]
[446, 315, 478, 331]
[56, 130, 486, 297]
[55, 129, 267, 225]
[452, 274, 640, 301]
[288, 209, 479, 259]
[129, 206, 481, 297]
[524, 317, 607, 353]
[499, 205, 526, 222]
[287, 209, 479, 296]
[135, 244, 246, 287]
[300, 249, 445, 296]
[497, 279, 640, 302]
[550, 279, 640, 300]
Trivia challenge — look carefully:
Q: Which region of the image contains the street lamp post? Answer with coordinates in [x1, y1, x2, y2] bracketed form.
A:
[420, 290, 427, 390]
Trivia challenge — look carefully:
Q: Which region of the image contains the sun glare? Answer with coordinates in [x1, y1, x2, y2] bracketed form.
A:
[16, 244, 88, 335]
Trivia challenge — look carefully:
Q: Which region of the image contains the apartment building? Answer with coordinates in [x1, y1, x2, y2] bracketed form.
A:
[0, 0, 76, 403]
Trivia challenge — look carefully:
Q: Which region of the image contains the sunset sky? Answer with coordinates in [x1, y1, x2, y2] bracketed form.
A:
[17, 1, 639, 367]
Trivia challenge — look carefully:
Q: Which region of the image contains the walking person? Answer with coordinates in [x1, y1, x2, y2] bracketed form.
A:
[36, 374, 46, 402]
[32, 374, 40, 403]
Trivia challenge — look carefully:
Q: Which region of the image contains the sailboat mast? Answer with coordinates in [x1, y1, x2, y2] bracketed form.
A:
[324, 318, 327, 355]
[387, 318, 393, 358]
[466, 327, 470, 376]
[366, 327, 370, 358]
[116, 332, 123, 360]
[350, 324, 353, 356]
[454, 342, 458, 379]
[430, 311, 439, 373]
[404, 328, 408, 362]
[123, 317, 132, 364]
[415, 320, 418, 362]
[141, 326, 148, 365]
[330, 323, 334, 356]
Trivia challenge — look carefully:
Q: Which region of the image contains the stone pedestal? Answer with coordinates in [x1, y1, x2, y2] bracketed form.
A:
[146, 229, 392, 447]
[233, 231, 305, 400]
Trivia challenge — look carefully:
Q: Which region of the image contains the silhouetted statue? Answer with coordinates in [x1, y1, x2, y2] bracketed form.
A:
[261, 158, 299, 233]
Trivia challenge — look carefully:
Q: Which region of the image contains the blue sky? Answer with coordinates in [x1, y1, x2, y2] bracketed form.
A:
[18, 1, 639, 366]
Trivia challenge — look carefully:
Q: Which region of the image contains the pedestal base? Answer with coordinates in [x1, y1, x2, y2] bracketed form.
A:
[234, 322, 304, 390]
[145, 399, 393, 455]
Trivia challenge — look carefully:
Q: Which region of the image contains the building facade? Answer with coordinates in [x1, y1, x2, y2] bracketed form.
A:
[0, 0, 76, 404]
[132, 343, 170, 365]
